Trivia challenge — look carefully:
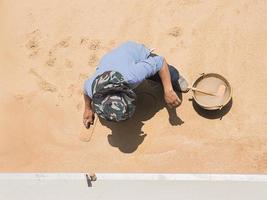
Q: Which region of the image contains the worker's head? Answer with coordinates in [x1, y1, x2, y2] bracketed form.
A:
[91, 71, 136, 122]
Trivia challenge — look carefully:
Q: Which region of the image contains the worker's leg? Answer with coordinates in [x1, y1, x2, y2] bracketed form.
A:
[148, 65, 180, 89]
[147, 52, 188, 92]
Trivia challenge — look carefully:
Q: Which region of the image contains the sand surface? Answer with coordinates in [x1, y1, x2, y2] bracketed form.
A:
[0, 0, 267, 173]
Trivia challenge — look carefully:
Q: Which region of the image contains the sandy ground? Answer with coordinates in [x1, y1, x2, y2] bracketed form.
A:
[0, 0, 267, 173]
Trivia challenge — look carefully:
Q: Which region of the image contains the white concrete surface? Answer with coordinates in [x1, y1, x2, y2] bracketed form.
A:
[0, 173, 267, 200]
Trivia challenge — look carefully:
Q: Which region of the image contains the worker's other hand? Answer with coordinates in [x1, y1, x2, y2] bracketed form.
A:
[83, 109, 95, 129]
[164, 90, 181, 108]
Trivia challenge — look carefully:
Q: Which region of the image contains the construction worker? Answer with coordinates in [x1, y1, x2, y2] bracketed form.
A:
[83, 41, 188, 128]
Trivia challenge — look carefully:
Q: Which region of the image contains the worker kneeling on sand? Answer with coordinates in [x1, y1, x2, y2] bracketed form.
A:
[83, 41, 189, 128]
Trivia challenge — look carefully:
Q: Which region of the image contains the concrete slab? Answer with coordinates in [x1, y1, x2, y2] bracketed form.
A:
[0, 173, 267, 200]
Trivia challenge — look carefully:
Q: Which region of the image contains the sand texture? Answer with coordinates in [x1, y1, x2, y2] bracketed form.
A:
[0, 0, 267, 173]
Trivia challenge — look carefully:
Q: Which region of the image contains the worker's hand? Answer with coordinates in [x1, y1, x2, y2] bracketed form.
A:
[83, 109, 95, 129]
[164, 90, 181, 108]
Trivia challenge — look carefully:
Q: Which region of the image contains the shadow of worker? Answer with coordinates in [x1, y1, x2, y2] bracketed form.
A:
[99, 80, 184, 153]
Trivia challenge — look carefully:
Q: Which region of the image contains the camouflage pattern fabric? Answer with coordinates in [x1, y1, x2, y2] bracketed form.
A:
[91, 71, 136, 122]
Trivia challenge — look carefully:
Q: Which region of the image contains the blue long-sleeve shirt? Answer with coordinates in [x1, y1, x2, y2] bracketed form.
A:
[84, 41, 164, 97]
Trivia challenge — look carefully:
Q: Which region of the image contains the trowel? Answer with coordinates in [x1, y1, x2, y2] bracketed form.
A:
[79, 116, 99, 142]
[189, 84, 226, 96]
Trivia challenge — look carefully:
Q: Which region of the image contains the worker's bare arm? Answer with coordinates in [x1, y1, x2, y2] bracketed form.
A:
[159, 59, 181, 108]
[83, 94, 95, 129]
[84, 93, 93, 111]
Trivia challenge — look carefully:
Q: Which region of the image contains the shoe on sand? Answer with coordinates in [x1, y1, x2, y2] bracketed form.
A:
[177, 75, 189, 93]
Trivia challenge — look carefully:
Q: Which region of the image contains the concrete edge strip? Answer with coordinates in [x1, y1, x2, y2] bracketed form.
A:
[97, 173, 267, 182]
[0, 173, 267, 182]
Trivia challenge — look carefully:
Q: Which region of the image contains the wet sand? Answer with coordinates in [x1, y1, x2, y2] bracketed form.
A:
[0, 0, 267, 173]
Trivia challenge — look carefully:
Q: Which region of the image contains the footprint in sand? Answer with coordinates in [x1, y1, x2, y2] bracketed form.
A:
[88, 54, 98, 67]
[46, 50, 57, 67]
[25, 29, 41, 57]
[29, 68, 57, 92]
[89, 40, 101, 50]
[79, 73, 88, 81]
[168, 26, 183, 37]
[55, 37, 71, 48]
[45, 37, 71, 67]
[80, 38, 101, 50]
[39, 80, 57, 92]
[80, 38, 107, 67]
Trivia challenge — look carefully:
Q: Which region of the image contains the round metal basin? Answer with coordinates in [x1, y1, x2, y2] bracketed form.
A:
[192, 73, 232, 110]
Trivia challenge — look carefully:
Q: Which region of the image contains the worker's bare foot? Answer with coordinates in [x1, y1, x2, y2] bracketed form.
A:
[177, 75, 189, 93]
